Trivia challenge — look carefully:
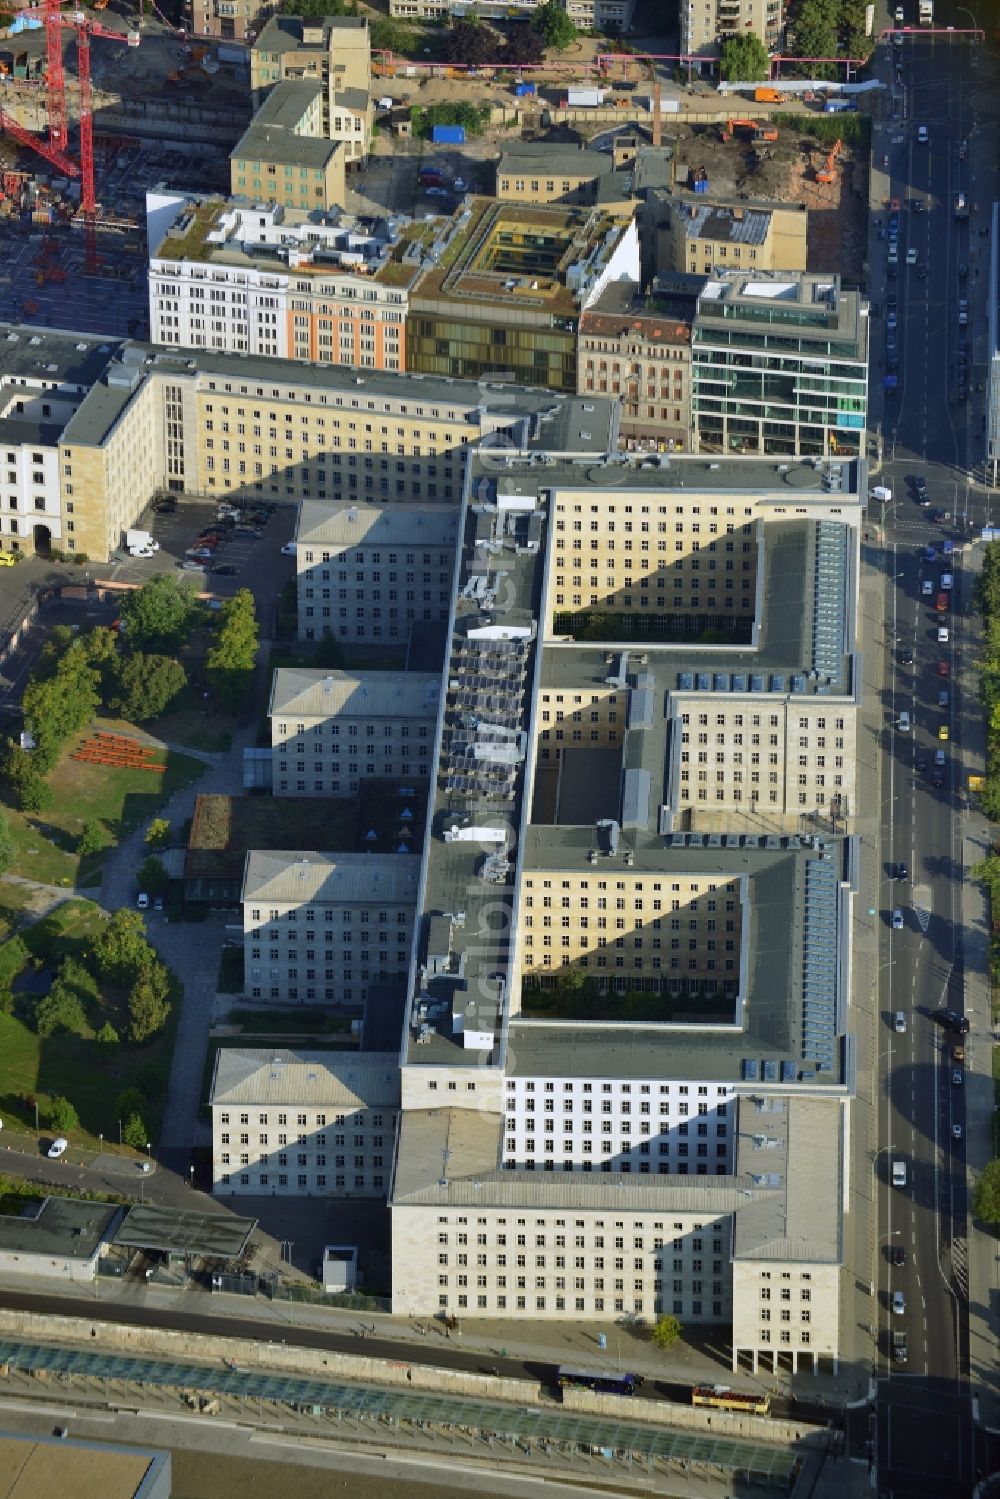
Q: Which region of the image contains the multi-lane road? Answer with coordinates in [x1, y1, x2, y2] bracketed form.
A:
[872, 7, 1000, 1494]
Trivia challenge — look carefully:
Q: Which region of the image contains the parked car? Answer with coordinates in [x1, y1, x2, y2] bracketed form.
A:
[47, 1137, 68, 1159]
[137, 891, 149, 910]
[211, 564, 237, 576]
[891, 909, 904, 930]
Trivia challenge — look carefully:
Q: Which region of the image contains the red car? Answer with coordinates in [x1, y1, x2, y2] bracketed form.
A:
[937, 660, 950, 677]
[935, 592, 949, 612]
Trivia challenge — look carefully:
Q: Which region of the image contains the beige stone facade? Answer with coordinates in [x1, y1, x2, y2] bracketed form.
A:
[517, 870, 742, 987]
[210, 1048, 400, 1198]
[242, 849, 419, 1005]
[270, 666, 440, 795]
[295, 501, 459, 645]
[681, 0, 783, 61]
[251, 16, 372, 167]
[577, 288, 692, 450]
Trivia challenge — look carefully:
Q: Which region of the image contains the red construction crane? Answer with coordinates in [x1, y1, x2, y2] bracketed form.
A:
[0, 2, 140, 272]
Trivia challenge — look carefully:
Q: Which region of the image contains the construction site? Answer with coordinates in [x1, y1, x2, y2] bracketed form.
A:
[0, 5, 249, 335]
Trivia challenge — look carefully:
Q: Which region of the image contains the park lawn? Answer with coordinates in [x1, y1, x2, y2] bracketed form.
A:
[5, 809, 80, 888]
[112, 690, 236, 755]
[23, 727, 207, 884]
[0, 898, 176, 1146]
[0, 885, 34, 943]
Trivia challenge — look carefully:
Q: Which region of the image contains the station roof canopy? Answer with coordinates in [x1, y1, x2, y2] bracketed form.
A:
[111, 1205, 256, 1260]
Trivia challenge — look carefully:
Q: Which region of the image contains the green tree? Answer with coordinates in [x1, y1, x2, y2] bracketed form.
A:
[48, 1096, 79, 1133]
[77, 819, 110, 858]
[119, 574, 199, 653]
[34, 980, 87, 1039]
[145, 818, 171, 849]
[110, 652, 187, 722]
[0, 808, 14, 877]
[128, 962, 172, 1044]
[719, 32, 771, 80]
[56, 955, 100, 1008]
[22, 648, 100, 770]
[507, 25, 545, 66]
[971, 852, 1000, 888]
[91, 909, 151, 988]
[532, 0, 577, 48]
[206, 588, 259, 711]
[651, 1313, 683, 1350]
[137, 855, 169, 896]
[789, 0, 839, 72]
[96, 1021, 119, 1049]
[972, 1158, 1000, 1227]
[1, 748, 52, 812]
[121, 1111, 149, 1151]
[116, 1085, 148, 1121]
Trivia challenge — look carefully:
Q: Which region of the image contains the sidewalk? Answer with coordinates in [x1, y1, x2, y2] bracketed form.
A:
[960, 545, 1000, 1430]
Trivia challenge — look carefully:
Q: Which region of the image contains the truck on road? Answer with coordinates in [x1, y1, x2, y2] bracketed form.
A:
[918, 0, 933, 23]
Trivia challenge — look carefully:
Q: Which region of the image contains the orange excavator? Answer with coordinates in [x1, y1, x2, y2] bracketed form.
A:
[816, 138, 842, 184]
[723, 118, 777, 144]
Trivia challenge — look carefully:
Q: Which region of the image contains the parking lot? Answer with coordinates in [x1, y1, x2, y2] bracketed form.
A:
[104, 496, 298, 616]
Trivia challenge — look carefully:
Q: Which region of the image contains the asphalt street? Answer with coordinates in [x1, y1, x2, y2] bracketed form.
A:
[870, 7, 1000, 1495]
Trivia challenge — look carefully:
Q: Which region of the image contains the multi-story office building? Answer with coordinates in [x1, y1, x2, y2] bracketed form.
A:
[45, 343, 580, 562]
[295, 500, 460, 644]
[655, 198, 808, 277]
[229, 80, 345, 213]
[406, 198, 640, 392]
[242, 849, 419, 1005]
[147, 196, 416, 367]
[251, 15, 372, 166]
[577, 280, 694, 449]
[0, 325, 122, 560]
[388, 436, 864, 1379]
[210, 1048, 400, 1196]
[689, 271, 869, 458]
[681, 0, 782, 63]
[270, 667, 440, 794]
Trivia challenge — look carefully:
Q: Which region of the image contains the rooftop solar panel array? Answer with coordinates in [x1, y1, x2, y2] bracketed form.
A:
[800, 854, 839, 1072]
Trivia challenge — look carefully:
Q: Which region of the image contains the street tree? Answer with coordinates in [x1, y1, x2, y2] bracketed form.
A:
[48, 1096, 79, 1133]
[972, 1158, 1000, 1227]
[77, 819, 110, 858]
[119, 574, 199, 653]
[719, 33, 771, 80]
[122, 1111, 149, 1151]
[651, 1314, 683, 1350]
[532, 0, 576, 49]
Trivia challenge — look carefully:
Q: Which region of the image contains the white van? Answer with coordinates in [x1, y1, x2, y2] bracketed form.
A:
[898, 711, 911, 732]
[894, 1011, 906, 1033]
[892, 1159, 907, 1188]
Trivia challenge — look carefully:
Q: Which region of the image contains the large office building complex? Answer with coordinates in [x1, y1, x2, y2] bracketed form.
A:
[385, 433, 865, 1382]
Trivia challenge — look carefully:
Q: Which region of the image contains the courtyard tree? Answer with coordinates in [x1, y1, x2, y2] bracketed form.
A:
[127, 960, 172, 1044]
[119, 574, 199, 654]
[111, 652, 187, 722]
[90, 909, 151, 988]
[206, 589, 259, 711]
[532, 0, 576, 48]
[719, 33, 771, 81]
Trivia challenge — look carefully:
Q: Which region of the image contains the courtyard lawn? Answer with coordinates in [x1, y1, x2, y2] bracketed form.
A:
[0, 898, 176, 1146]
[7, 728, 207, 889]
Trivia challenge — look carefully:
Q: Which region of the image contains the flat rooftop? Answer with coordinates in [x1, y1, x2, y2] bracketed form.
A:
[732, 1093, 842, 1263]
[112, 1203, 256, 1259]
[510, 835, 849, 1088]
[0, 1430, 169, 1499]
[242, 849, 421, 906]
[0, 1194, 118, 1260]
[409, 197, 634, 321]
[63, 342, 616, 453]
[270, 667, 440, 721]
[296, 500, 460, 551]
[211, 1048, 399, 1109]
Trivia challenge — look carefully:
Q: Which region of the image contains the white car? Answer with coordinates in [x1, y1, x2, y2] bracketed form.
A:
[281, 542, 296, 557]
[921, 580, 933, 596]
[937, 626, 949, 643]
[892, 1290, 905, 1315]
[137, 892, 149, 910]
[917, 125, 928, 144]
[130, 547, 155, 560]
[47, 1137, 68, 1159]
[941, 573, 953, 590]
[892, 909, 904, 929]
[906, 248, 917, 266]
